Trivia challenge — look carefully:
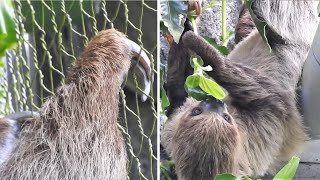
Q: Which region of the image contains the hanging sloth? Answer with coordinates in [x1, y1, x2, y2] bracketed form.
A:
[0, 29, 152, 180]
[162, 0, 319, 179]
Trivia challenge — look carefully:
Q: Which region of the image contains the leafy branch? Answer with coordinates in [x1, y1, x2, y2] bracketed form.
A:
[185, 57, 225, 100]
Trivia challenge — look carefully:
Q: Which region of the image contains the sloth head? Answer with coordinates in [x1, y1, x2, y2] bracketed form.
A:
[162, 97, 241, 179]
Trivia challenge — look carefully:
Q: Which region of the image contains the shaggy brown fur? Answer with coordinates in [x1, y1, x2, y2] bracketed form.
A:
[162, 1, 319, 179]
[0, 29, 131, 179]
[0, 117, 19, 163]
[0, 118, 10, 145]
[234, 6, 255, 44]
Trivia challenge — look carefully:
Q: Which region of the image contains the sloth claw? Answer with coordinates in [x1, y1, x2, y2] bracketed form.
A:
[123, 38, 152, 102]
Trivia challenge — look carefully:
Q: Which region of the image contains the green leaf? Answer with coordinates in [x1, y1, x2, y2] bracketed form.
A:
[0, 0, 18, 57]
[199, 75, 225, 100]
[185, 85, 208, 101]
[160, 161, 175, 180]
[201, 65, 213, 72]
[160, 64, 170, 110]
[190, 55, 204, 68]
[215, 173, 237, 180]
[160, 0, 188, 42]
[0, 60, 4, 67]
[187, 55, 226, 100]
[160, 21, 169, 33]
[190, 56, 213, 72]
[245, 0, 271, 52]
[186, 73, 201, 88]
[243, 176, 253, 180]
[222, 31, 234, 47]
[273, 156, 300, 180]
[204, 37, 229, 56]
[186, 73, 225, 100]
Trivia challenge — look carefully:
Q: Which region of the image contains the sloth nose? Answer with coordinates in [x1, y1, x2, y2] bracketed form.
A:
[199, 96, 225, 113]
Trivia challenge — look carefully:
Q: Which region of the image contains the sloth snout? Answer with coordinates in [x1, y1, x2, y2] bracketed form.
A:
[199, 97, 225, 113]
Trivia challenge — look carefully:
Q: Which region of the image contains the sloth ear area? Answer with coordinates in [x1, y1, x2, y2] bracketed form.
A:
[168, 98, 199, 118]
[122, 39, 152, 102]
[183, 97, 198, 108]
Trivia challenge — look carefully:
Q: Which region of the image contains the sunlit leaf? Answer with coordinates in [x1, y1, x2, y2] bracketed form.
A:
[204, 37, 229, 56]
[215, 173, 237, 180]
[201, 65, 213, 72]
[160, 161, 175, 180]
[186, 73, 225, 100]
[199, 75, 225, 100]
[190, 55, 204, 69]
[245, 0, 271, 52]
[160, 64, 170, 110]
[160, 21, 169, 33]
[160, 0, 188, 42]
[0, 60, 4, 67]
[185, 85, 208, 101]
[186, 73, 201, 88]
[222, 31, 234, 47]
[0, 0, 18, 57]
[273, 156, 300, 180]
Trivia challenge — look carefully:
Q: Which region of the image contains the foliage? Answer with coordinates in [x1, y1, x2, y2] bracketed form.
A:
[160, 160, 175, 180]
[161, 1, 301, 179]
[214, 156, 300, 180]
[0, 0, 18, 57]
[185, 57, 225, 100]
[160, 156, 300, 179]
[0, 0, 17, 114]
[215, 173, 237, 180]
[245, 0, 271, 52]
[160, 64, 170, 112]
[160, 0, 188, 42]
[273, 156, 300, 180]
[205, 37, 229, 56]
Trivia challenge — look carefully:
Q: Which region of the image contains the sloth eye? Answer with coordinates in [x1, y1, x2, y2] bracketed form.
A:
[191, 107, 203, 116]
[223, 114, 232, 124]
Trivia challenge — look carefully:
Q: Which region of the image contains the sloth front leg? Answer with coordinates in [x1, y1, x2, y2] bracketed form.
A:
[182, 31, 287, 113]
[166, 42, 193, 116]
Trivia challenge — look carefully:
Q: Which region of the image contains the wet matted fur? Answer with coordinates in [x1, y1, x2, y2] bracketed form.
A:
[0, 30, 131, 180]
[162, 1, 319, 179]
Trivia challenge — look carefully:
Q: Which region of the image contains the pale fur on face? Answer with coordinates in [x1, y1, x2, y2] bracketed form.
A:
[162, 98, 241, 180]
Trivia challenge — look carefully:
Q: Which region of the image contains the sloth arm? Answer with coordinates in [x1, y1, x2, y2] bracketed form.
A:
[165, 19, 194, 116]
[165, 42, 193, 116]
[182, 31, 288, 116]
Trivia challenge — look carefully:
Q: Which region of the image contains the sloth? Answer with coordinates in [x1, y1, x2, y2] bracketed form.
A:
[0, 29, 151, 179]
[162, 1, 319, 179]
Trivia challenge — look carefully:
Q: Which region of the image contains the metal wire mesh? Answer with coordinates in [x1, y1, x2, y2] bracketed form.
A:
[1, 1, 157, 179]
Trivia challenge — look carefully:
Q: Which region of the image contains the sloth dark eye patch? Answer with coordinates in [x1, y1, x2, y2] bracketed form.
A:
[191, 107, 203, 116]
[223, 113, 232, 124]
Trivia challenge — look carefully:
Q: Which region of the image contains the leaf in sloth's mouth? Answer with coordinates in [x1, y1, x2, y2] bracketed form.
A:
[185, 56, 226, 100]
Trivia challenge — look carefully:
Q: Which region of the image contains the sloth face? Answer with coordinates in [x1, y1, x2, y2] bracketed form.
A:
[170, 97, 239, 146]
[171, 97, 236, 136]
[162, 97, 241, 179]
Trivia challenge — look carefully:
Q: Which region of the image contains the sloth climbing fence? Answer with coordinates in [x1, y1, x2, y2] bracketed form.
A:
[1, 1, 157, 179]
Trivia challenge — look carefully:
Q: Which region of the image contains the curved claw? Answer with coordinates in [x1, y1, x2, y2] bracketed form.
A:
[5, 111, 40, 122]
[124, 38, 152, 102]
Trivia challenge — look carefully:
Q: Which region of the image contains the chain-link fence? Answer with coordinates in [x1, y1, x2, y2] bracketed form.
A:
[1, 1, 157, 179]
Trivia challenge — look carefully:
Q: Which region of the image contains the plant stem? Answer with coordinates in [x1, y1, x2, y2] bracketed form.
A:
[190, 16, 198, 35]
[221, 0, 227, 44]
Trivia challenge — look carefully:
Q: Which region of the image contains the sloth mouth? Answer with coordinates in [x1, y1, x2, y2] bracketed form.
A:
[199, 97, 225, 113]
